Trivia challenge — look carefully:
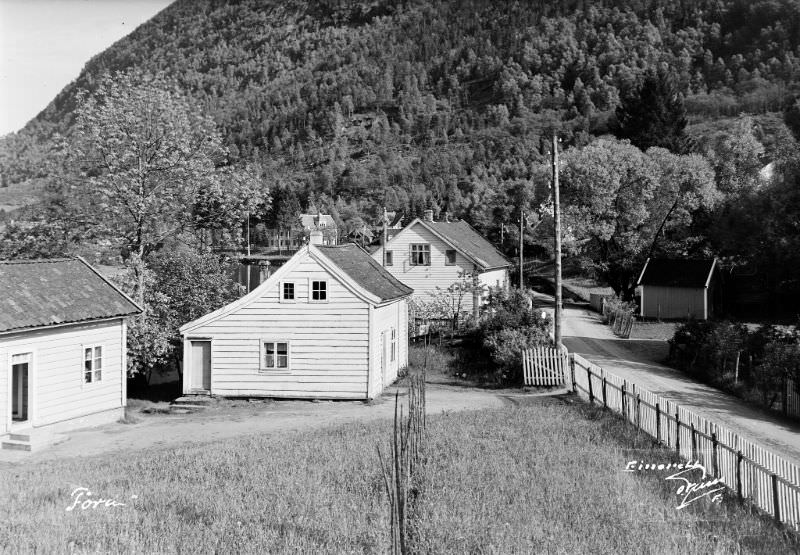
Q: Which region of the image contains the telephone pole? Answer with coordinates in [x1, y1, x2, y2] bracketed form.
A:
[552, 133, 563, 348]
[519, 209, 524, 289]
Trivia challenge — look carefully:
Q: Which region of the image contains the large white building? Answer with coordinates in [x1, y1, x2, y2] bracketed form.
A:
[180, 240, 412, 400]
[371, 212, 511, 314]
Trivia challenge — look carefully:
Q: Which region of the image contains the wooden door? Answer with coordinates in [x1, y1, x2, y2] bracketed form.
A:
[190, 340, 211, 391]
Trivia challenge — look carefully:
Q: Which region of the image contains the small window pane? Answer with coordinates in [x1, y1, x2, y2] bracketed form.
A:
[265, 343, 275, 368]
[94, 346, 102, 359]
[385, 251, 393, 266]
[446, 250, 457, 265]
[95, 370, 102, 381]
[85, 348, 93, 361]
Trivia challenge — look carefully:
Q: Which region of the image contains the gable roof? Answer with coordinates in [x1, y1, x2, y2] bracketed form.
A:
[401, 219, 510, 270]
[637, 258, 717, 288]
[300, 213, 337, 230]
[0, 257, 142, 334]
[180, 244, 410, 334]
[315, 244, 413, 302]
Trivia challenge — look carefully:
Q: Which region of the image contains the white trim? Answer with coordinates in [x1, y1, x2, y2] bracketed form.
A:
[367, 304, 375, 399]
[0, 315, 127, 337]
[704, 258, 717, 289]
[278, 279, 297, 303]
[8, 348, 34, 430]
[185, 337, 213, 392]
[307, 277, 329, 303]
[636, 257, 651, 287]
[80, 343, 104, 387]
[180, 247, 310, 333]
[258, 339, 292, 374]
[121, 319, 127, 408]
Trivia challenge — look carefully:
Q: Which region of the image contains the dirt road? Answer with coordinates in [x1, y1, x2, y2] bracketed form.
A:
[0, 383, 514, 463]
[560, 303, 800, 465]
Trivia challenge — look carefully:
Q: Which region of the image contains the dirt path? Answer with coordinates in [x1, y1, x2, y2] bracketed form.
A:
[559, 303, 800, 466]
[0, 384, 512, 463]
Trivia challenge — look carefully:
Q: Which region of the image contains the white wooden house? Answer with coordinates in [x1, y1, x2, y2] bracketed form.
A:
[371, 212, 511, 314]
[0, 258, 141, 450]
[179, 240, 413, 400]
[637, 258, 719, 320]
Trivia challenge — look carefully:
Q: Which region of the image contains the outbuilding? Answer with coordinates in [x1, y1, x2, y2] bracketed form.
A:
[637, 258, 719, 320]
[0, 257, 141, 450]
[179, 241, 413, 400]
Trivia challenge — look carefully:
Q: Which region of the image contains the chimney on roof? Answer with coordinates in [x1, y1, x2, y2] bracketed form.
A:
[310, 230, 323, 246]
[423, 209, 434, 222]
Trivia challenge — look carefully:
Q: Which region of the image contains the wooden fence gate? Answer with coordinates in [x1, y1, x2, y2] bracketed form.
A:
[523, 347, 568, 386]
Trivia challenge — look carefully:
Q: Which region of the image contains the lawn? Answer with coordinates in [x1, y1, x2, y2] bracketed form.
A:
[2, 400, 796, 553]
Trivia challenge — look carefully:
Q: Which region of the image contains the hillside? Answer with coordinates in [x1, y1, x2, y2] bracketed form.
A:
[2, 0, 800, 235]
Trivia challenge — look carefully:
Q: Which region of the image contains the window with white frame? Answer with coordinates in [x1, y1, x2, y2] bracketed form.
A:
[281, 281, 295, 301]
[311, 280, 327, 301]
[385, 250, 393, 266]
[445, 249, 457, 265]
[410, 244, 430, 266]
[390, 328, 396, 362]
[84, 345, 103, 383]
[261, 341, 289, 370]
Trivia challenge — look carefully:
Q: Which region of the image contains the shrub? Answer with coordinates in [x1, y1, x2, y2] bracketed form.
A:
[463, 288, 552, 384]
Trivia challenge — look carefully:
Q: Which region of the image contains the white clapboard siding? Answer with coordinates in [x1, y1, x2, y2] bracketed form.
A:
[372, 223, 480, 312]
[0, 319, 125, 433]
[523, 347, 567, 386]
[185, 254, 376, 399]
[571, 353, 800, 531]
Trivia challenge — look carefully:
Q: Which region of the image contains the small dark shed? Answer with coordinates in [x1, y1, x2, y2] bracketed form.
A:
[637, 258, 718, 320]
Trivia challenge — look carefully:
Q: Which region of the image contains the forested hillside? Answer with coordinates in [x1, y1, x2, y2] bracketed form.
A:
[2, 0, 800, 314]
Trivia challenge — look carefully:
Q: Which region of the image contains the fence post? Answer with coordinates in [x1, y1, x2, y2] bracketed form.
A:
[655, 402, 661, 444]
[771, 474, 781, 523]
[621, 382, 627, 421]
[690, 422, 697, 462]
[635, 393, 641, 430]
[675, 410, 680, 453]
[602, 377, 607, 408]
[570, 354, 576, 393]
[736, 450, 743, 502]
[711, 432, 718, 477]
[587, 366, 594, 404]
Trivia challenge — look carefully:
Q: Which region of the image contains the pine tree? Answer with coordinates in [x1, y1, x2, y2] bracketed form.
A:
[615, 68, 687, 153]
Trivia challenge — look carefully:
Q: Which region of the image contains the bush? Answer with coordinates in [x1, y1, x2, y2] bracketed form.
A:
[463, 288, 552, 384]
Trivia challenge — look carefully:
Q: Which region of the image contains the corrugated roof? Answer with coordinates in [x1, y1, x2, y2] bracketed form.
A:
[426, 220, 510, 270]
[638, 258, 717, 288]
[316, 244, 413, 302]
[0, 257, 142, 334]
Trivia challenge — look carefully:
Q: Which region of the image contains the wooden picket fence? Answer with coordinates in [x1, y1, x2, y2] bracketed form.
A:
[523, 346, 568, 386]
[568, 353, 800, 531]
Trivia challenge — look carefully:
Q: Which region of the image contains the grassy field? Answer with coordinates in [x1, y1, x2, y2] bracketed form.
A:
[2, 399, 797, 553]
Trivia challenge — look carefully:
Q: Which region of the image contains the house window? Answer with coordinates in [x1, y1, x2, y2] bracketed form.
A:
[385, 250, 393, 266]
[410, 244, 431, 266]
[445, 249, 457, 265]
[282, 282, 295, 301]
[262, 341, 289, 370]
[390, 328, 396, 362]
[311, 280, 327, 301]
[84, 345, 103, 383]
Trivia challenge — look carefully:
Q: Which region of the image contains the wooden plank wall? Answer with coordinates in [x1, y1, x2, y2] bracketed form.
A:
[570, 353, 800, 531]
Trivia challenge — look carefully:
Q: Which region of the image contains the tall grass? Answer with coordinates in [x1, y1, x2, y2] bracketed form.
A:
[1, 402, 796, 553]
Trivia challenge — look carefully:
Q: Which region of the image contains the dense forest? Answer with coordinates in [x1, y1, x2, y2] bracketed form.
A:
[2, 0, 800, 315]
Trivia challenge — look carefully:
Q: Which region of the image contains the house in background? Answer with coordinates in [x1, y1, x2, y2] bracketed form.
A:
[260, 213, 339, 252]
[180, 236, 412, 400]
[637, 258, 720, 320]
[0, 258, 141, 450]
[300, 213, 338, 246]
[371, 211, 511, 315]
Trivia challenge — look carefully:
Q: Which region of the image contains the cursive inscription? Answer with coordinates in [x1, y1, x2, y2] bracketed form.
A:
[625, 460, 724, 510]
[65, 487, 131, 511]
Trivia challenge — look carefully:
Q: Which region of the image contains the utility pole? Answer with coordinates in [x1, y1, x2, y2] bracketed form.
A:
[552, 133, 563, 348]
[500, 222, 504, 245]
[519, 209, 524, 289]
[382, 207, 388, 266]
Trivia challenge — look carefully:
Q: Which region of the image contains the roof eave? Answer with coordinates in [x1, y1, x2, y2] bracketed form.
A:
[0, 314, 133, 337]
